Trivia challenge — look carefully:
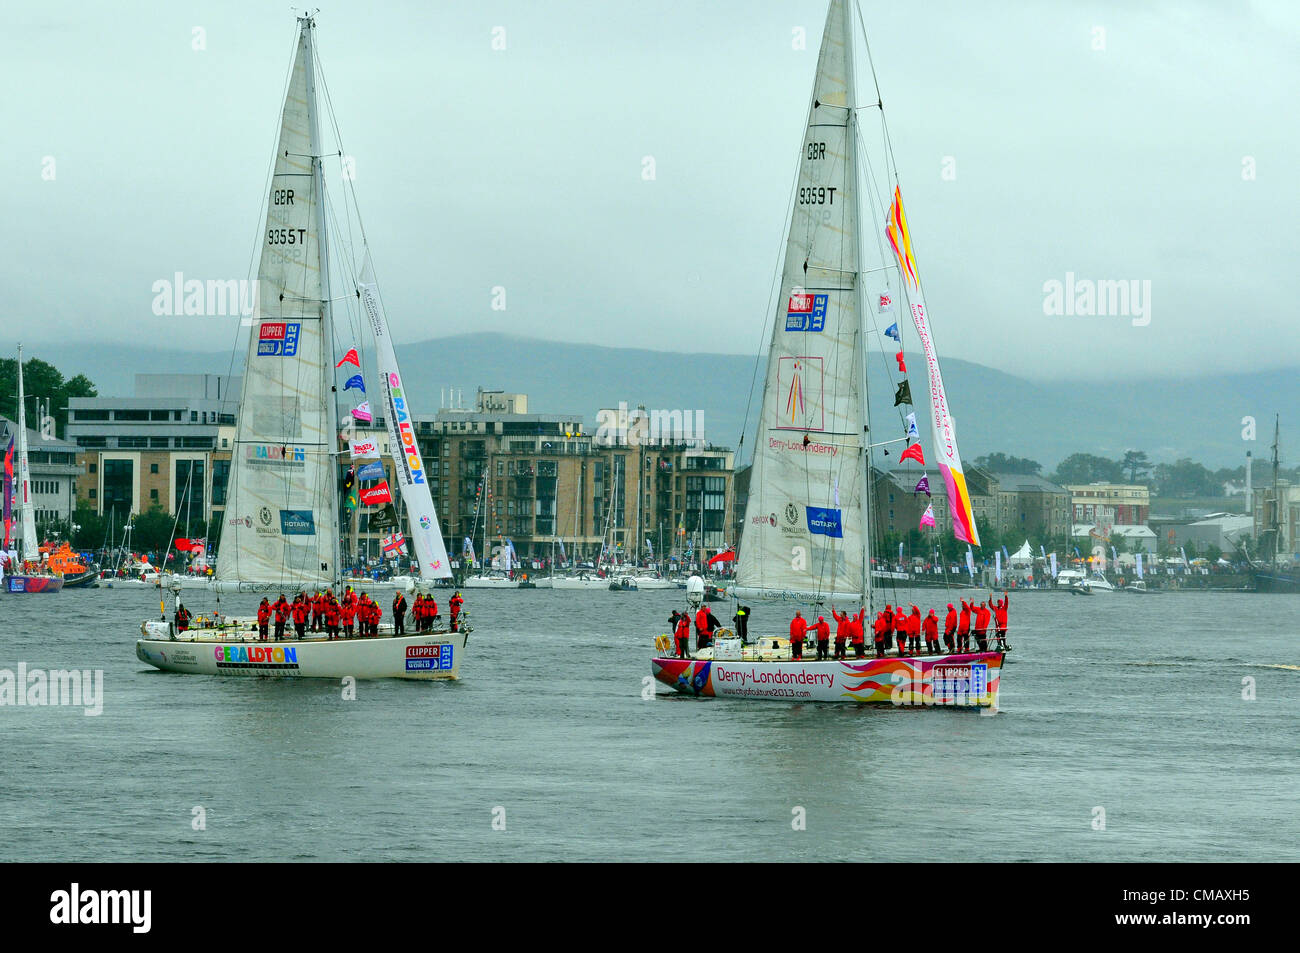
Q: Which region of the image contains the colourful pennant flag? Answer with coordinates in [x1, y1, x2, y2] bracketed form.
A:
[895, 351, 907, 373]
[884, 322, 900, 341]
[344, 374, 365, 394]
[914, 475, 930, 496]
[893, 381, 912, 406]
[905, 412, 919, 439]
[919, 504, 936, 528]
[351, 401, 372, 423]
[349, 439, 380, 460]
[899, 442, 926, 465]
[336, 348, 360, 369]
[360, 481, 393, 506]
[356, 461, 384, 481]
[878, 291, 894, 313]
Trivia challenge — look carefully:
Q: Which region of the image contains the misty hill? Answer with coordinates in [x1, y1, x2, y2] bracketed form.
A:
[12, 333, 1295, 471]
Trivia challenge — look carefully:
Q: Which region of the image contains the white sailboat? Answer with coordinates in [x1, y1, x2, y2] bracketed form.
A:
[138, 16, 467, 679]
[3, 345, 63, 593]
[651, 0, 1002, 706]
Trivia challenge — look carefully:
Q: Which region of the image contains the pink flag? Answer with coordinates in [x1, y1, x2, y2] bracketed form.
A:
[919, 504, 936, 528]
[351, 401, 372, 423]
[336, 348, 360, 369]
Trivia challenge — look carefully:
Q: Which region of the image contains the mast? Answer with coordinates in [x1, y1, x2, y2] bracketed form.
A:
[1268, 413, 1279, 556]
[15, 344, 38, 564]
[844, 0, 872, 613]
[302, 16, 341, 584]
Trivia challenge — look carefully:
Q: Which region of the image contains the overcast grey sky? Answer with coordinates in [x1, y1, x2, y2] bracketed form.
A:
[3, 0, 1297, 381]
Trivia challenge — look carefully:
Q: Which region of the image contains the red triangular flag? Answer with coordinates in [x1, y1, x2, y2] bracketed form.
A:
[895, 351, 907, 373]
[899, 442, 926, 465]
[336, 348, 360, 369]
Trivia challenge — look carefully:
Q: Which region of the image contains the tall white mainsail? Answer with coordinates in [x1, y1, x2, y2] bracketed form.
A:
[15, 345, 39, 562]
[735, 0, 866, 604]
[216, 19, 339, 589]
[358, 265, 453, 580]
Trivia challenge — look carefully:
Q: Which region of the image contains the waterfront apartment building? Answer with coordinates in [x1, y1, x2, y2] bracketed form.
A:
[875, 467, 1070, 542]
[414, 391, 735, 565]
[0, 415, 83, 529]
[1068, 482, 1150, 526]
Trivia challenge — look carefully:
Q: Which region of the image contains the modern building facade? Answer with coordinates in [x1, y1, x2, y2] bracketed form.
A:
[68, 374, 239, 527]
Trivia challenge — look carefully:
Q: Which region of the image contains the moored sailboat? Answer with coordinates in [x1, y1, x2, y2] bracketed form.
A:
[137, 15, 467, 679]
[2, 345, 64, 594]
[650, 0, 1002, 707]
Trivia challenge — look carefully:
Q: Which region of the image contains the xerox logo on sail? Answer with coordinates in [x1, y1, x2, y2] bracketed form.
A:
[257, 321, 300, 356]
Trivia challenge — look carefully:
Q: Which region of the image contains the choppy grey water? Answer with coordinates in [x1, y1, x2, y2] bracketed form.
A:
[1, 584, 1297, 862]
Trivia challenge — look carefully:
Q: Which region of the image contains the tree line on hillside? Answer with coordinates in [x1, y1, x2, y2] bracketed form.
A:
[972, 449, 1295, 499]
[0, 356, 97, 437]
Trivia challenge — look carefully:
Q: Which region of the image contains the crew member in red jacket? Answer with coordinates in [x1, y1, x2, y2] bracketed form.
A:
[873, 610, 888, 658]
[789, 611, 807, 660]
[957, 599, 973, 652]
[907, 606, 922, 655]
[340, 596, 356, 638]
[256, 598, 271, 641]
[831, 608, 851, 661]
[850, 607, 866, 658]
[922, 609, 939, 654]
[273, 594, 290, 640]
[675, 613, 691, 659]
[449, 592, 463, 632]
[943, 603, 957, 653]
[310, 591, 322, 633]
[694, 606, 712, 650]
[292, 593, 309, 640]
[324, 593, 340, 639]
[814, 616, 830, 661]
[974, 598, 992, 652]
[993, 593, 1009, 649]
[893, 605, 908, 655]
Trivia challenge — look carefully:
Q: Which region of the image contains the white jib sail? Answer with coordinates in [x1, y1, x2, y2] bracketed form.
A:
[216, 22, 338, 589]
[735, 0, 865, 605]
[358, 271, 453, 579]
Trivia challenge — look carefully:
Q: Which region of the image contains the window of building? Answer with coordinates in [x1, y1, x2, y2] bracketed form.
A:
[75, 409, 109, 422]
[190, 411, 198, 422]
[150, 488, 159, 501]
[149, 437, 169, 448]
[77, 437, 107, 448]
[88, 462, 97, 474]
[89, 488, 97, 499]
[150, 410, 170, 421]
[119, 436, 149, 449]
[150, 463, 159, 474]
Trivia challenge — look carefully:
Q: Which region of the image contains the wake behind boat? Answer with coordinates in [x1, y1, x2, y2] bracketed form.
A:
[650, 0, 1002, 707]
[137, 15, 466, 680]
